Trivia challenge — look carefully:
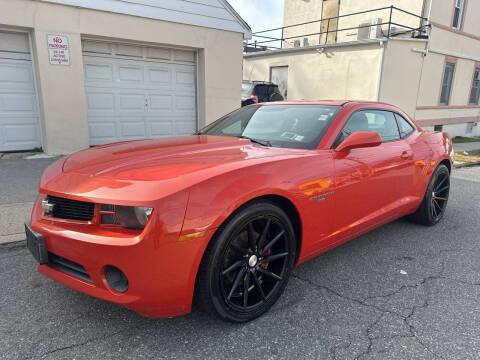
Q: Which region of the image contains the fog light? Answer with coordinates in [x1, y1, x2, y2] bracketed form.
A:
[104, 265, 129, 293]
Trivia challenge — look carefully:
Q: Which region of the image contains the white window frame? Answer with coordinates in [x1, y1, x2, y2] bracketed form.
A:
[469, 68, 480, 105]
[452, 0, 465, 30]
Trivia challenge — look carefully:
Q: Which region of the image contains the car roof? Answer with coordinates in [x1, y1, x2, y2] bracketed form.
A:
[257, 100, 395, 107]
[242, 81, 276, 85]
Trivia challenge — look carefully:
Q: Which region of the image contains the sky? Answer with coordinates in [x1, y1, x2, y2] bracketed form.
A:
[227, 0, 284, 33]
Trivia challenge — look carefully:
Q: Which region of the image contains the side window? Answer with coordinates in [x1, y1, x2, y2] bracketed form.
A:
[440, 62, 455, 105]
[469, 68, 480, 105]
[394, 113, 415, 138]
[271, 85, 280, 94]
[452, 0, 465, 30]
[341, 110, 400, 142]
[254, 85, 269, 96]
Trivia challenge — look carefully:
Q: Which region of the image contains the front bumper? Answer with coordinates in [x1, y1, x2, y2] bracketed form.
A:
[28, 194, 213, 318]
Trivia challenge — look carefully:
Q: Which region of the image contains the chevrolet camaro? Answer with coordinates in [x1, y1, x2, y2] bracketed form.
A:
[25, 101, 453, 322]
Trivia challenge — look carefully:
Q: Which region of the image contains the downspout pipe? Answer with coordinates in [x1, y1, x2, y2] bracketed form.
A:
[376, 40, 385, 101]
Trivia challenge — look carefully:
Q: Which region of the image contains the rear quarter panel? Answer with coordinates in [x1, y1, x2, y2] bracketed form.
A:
[409, 130, 453, 198]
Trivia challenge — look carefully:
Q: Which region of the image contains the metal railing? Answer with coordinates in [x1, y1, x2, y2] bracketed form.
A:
[245, 5, 429, 53]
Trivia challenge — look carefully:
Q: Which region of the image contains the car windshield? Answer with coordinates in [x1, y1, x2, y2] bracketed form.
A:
[199, 104, 341, 149]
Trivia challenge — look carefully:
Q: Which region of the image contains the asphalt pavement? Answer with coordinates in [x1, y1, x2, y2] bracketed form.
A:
[0, 164, 480, 360]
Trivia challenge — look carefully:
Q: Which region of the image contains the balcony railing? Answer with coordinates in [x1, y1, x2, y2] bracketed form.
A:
[244, 5, 429, 53]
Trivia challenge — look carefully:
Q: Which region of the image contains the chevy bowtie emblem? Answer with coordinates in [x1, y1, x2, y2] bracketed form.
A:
[41, 199, 54, 214]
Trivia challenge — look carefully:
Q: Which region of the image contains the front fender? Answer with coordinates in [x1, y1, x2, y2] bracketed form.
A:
[181, 166, 302, 236]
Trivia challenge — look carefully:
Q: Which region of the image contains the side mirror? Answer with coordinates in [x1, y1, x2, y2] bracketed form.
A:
[335, 131, 382, 152]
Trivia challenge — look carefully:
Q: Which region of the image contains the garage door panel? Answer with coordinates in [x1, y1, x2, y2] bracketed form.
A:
[146, 47, 172, 61]
[86, 92, 115, 111]
[84, 63, 114, 82]
[118, 65, 144, 82]
[119, 93, 145, 110]
[175, 69, 195, 86]
[2, 120, 40, 151]
[88, 120, 118, 144]
[175, 95, 196, 111]
[120, 119, 147, 138]
[4, 123, 38, 142]
[0, 31, 30, 53]
[147, 67, 172, 84]
[175, 121, 197, 135]
[116, 44, 143, 58]
[149, 95, 173, 111]
[150, 121, 173, 137]
[82, 41, 112, 55]
[84, 43, 196, 146]
[0, 34, 41, 151]
[173, 50, 195, 63]
[0, 62, 34, 87]
[1, 93, 36, 112]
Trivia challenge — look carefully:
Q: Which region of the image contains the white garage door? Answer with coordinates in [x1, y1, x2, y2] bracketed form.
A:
[82, 40, 197, 145]
[0, 31, 41, 151]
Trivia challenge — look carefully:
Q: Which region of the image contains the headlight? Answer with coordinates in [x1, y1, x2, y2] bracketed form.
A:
[115, 206, 153, 229]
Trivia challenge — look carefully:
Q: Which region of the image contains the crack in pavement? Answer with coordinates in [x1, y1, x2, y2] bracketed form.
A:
[291, 258, 453, 360]
[23, 327, 134, 360]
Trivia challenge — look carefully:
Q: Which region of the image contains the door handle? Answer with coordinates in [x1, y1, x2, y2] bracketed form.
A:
[400, 151, 410, 160]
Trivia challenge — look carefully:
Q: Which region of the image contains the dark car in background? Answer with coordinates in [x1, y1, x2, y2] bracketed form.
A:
[241, 81, 284, 107]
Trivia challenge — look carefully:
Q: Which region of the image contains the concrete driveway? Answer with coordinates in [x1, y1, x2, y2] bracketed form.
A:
[1, 163, 479, 360]
[0, 155, 59, 243]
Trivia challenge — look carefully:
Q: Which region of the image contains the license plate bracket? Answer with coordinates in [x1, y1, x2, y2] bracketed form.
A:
[25, 223, 48, 264]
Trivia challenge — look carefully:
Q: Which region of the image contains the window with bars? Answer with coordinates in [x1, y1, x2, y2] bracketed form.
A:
[440, 62, 455, 105]
[469, 68, 480, 105]
[452, 0, 465, 29]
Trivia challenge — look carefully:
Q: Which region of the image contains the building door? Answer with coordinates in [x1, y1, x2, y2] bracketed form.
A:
[321, 0, 340, 44]
[82, 40, 197, 146]
[270, 66, 288, 99]
[0, 31, 41, 151]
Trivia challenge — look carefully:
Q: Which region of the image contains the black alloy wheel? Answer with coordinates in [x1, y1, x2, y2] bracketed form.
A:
[197, 201, 296, 322]
[429, 169, 450, 221]
[410, 164, 450, 226]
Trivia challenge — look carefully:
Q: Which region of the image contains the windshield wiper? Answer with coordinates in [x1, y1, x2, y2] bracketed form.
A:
[239, 136, 272, 147]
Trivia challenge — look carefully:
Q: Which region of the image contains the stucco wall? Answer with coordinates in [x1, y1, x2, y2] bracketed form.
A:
[243, 42, 382, 102]
[379, 39, 427, 118]
[282, 0, 324, 48]
[413, 0, 480, 129]
[380, 38, 480, 129]
[337, 0, 425, 43]
[429, 0, 480, 34]
[0, 0, 244, 154]
[282, 0, 426, 47]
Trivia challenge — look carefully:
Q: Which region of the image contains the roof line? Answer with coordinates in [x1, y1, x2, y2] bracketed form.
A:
[220, 0, 252, 39]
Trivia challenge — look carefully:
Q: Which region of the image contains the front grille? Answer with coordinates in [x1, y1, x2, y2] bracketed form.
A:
[48, 252, 92, 282]
[46, 195, 95, 221]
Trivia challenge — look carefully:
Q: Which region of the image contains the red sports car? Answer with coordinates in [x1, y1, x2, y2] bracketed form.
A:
[26, 101, 453, 322]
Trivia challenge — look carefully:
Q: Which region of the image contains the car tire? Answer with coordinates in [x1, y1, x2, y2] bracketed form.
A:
[409, 164, 450, 226]
[196, 201, 296, 322]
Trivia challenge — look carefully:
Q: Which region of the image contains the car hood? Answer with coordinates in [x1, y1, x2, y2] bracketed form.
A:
[62, 135, 298, 180]
[40, 135, 306, 203]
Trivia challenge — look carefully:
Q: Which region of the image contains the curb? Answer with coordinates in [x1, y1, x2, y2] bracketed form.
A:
[0, 239, 26, 249]
[454, 161, 480, 169]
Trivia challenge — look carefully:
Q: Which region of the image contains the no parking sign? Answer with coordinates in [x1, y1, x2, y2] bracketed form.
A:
[47, 35, 70, 65]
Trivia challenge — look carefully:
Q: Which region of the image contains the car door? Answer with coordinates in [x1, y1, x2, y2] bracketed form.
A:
[332, 109, 415, 239]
